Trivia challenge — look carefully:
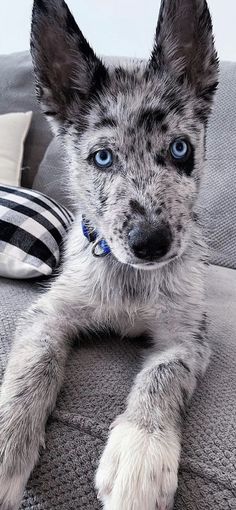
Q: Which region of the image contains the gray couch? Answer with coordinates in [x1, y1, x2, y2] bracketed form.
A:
[0, 52, 236, 509]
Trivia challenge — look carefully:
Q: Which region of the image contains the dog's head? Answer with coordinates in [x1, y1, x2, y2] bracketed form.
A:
[31, 0, 218, 269]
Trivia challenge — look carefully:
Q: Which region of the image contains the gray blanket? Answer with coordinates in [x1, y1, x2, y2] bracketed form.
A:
[0, 264, 236, 509]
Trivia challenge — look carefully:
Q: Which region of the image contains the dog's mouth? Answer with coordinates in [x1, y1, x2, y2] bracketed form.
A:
[109, 246, 184, 271]
[126, 252, 180, 270]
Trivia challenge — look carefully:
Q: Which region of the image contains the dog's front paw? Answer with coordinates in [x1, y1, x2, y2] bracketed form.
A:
[96, 417, 180, 510]
[0, 407, 39, 510]
[0, 470, 29, 510]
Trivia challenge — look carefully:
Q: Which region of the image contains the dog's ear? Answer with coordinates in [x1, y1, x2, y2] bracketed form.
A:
[150, 0, 219, 104]
[31, 0, 108, 130]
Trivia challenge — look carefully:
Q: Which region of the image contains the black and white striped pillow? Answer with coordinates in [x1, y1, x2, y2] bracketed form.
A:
[0, 185, 74, 279]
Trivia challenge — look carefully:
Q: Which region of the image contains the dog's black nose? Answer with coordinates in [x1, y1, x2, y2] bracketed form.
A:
[128, 224, 172, 260]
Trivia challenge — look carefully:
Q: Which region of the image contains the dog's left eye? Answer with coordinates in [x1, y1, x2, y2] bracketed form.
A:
[170, 139, 190, 161]
[94, 149, 113, 169]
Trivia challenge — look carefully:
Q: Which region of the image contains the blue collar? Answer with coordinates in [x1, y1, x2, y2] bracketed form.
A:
[82, 216, 111, 257]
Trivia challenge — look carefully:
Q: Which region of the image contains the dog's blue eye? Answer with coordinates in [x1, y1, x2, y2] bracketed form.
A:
[94, 149, 113, 169]
[170, 139, 189, 160]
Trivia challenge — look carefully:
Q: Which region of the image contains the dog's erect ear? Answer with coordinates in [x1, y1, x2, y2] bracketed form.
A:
[31, 0, 108, 129]
[150, 0, 218, 102]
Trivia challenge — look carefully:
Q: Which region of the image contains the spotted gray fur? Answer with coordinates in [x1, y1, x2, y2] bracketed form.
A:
[0, 0, 218, 509]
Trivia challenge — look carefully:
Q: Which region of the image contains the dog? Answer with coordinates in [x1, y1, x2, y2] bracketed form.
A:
[0, 0, 218, 508]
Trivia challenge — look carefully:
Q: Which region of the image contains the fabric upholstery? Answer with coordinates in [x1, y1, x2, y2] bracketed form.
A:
[0, 112, 32, 186]
[198, 61, 236, 270]
[0, 52, 52, 188]
[0, 264, 235, 509]
[33, 137, 75, 213]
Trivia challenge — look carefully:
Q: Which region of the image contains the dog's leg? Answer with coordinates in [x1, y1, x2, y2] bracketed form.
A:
[96, 316, 209, 510]
[0, 278, 91, 510]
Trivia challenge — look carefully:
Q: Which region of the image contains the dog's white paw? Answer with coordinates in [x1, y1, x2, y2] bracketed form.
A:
[96, 417, 180, 510]
[0, 470, 28, 510]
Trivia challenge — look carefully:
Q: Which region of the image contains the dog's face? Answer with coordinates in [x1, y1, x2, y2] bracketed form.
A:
[31, 0, 218, 269]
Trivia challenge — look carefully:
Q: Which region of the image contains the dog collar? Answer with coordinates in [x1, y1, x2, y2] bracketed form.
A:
[82, 216, 111, 257]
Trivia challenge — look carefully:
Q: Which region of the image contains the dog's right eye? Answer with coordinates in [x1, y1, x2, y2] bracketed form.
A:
[170, 139, 190, 161]
[94, 149, 113, 169]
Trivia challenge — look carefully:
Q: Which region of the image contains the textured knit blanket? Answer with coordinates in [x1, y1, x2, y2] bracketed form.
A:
[0, 264, 236, 509]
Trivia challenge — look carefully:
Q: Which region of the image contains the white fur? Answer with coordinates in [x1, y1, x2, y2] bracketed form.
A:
[96, 418, 180, 510]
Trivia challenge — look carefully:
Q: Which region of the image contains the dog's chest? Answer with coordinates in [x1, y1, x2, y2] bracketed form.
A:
[92, 300, 163, 338]
[90, 277, 166, 337]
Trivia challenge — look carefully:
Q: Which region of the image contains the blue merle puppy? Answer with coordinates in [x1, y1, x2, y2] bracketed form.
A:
[0, 0, 218, 509]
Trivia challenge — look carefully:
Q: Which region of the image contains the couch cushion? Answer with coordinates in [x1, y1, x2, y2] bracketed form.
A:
[0, 112, 32, 186]
[33, 137, 75, 212]
[0, 264, 235, 509]
[0, 52, 52, 188]
[197, 62, 236, 270]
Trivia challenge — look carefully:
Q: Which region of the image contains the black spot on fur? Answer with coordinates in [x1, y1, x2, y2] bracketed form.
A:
[178, 360, 191, 373]
[116, 189, 126, 200]
[137, 108, 166, 132]
[161, 123, 168, 133]
[146, 140, 152, 152]
[149, 171, 156, 180]
[127, 126, 136, 136]
[129, 199, 146, 216]
[170, 101, 185, 115]
[95, 117, 117, 129]
[155, 208, 162, 216]
[154, 154, 165, 166]
[200, 81, 218, 103]
[114, 66, 128, 81]
[193, 315, 207, 345]
[162, 89, 185, 115]
[162, 89, 177, 106]
[131, 178, 139, 187]
[150, 43, 163, 71]
[44, 111, 57, 117]
[89, 63, 110, 99]
[98, 187, 108, 212]
[172, 145, 195, 177]
[194, 106, 208, 124]
[123, 219, 129, 229]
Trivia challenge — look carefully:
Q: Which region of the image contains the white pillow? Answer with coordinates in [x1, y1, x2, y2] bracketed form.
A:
[0, 112, 32, 186]
[0, 185, 74, 279]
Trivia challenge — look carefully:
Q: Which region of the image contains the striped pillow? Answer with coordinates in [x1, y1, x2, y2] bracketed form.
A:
[0, 185, 74, 279]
